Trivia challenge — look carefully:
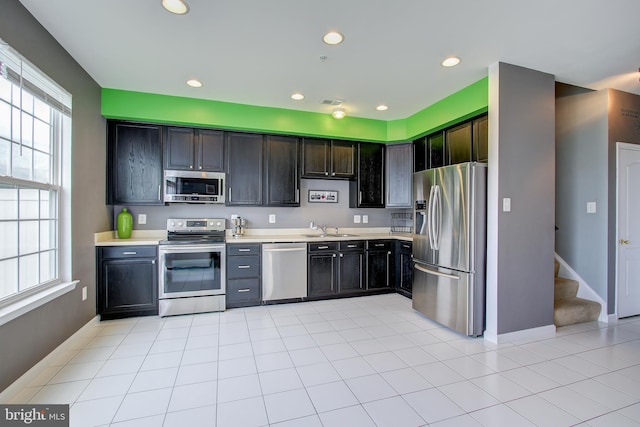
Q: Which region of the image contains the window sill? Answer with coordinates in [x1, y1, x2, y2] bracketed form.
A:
[0, 281, 78, 327]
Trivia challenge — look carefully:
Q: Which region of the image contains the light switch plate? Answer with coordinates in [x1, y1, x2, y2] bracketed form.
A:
[138, 214, 147, 225]
[354, 215, 361, 224]
[82, 286, 87, 301]
[587, 202, 597, 214]
[269, 214, 276, 223]
[503, 198, 511, 212]
[362, 215, 369, 224]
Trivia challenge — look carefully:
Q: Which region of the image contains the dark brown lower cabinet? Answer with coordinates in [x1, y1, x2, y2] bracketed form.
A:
[366, 240, 394, 289]
[97, 246, 158, 320]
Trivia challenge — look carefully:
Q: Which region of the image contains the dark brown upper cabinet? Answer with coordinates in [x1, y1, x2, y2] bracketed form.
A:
[107, 120, 163, 205]
[301, 138, 356, 179]
[473, 115, 488, 162]
[164, 127, 224, 172]
[350, 142, 385, 208]
[445, 121, 472, 165]
[225, 132, 263, 206]
[264, 135, 300, 206]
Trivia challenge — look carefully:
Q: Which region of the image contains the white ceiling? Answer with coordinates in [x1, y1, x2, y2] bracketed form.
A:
[18, 0, 640, 120]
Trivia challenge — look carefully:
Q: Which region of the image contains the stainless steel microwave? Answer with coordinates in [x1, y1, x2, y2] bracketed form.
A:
[163, 170, 225, 203]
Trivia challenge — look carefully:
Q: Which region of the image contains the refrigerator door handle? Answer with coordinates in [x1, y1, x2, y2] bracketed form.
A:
[433, 185, 442, 250]
[427, 185, 436, 249]
[414, 263, 460, 280]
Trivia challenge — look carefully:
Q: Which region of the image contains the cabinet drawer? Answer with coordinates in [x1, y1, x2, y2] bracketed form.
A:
[227, 244, 261, 256]
[339, 241, 365, 252]
[308, 242, 338, 252]
[227, 256, 260, 278]
[366, 240, 393, 251]
[99, 246, 157, 259]
[226, 278, 261, 303]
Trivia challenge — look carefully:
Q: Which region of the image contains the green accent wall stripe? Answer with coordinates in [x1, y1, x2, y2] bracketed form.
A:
[101, 77, 488, 143]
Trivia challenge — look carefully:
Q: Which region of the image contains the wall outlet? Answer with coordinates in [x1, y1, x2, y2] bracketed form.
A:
[503, 198, 511, 212]
[269, 214, 276, 223]
[587, 202, 597, 214]
[82, 286, 87, 301]
[354, 215, 361, 224]
[362, 215, 369, 224]
[138, 214, 147, 225]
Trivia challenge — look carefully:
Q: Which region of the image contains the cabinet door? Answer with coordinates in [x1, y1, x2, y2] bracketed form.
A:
[198, 129, 225, 171]
[165, 127, 195, 170]
[265, 135, 300, 206]
[399, 242, 413, 292]
[367, 250, 392, 289]
[428, 132, 444, 169]
[107, 121, 163, 205]
[385, 143, 413, 208]
[308, 253, 336, 296]
[473, 115, 488, 162]
[98, 257, 158, 318]
[330, 140, 356, 178]
[351, 142, 385, 208]
[446, 122, 472, 165]
[301, 138, 330, 177]
[414, 137, 427, 172]
[338, 251, 364, 293]
[226, 132, 263, 205]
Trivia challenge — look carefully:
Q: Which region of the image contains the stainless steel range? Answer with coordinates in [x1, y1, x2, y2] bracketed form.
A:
[158, 218, 226, 316]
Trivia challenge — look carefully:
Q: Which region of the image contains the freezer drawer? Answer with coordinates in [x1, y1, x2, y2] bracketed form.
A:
[412, 262, 484, 337]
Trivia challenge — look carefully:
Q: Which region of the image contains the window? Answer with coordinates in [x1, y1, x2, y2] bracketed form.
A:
[0, 39, 71, 303]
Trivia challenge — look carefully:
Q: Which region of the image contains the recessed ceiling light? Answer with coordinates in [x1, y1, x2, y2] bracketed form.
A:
[162, 0, 189, 15]
[291, 93, 304, 101]
[323, 31, 344, 45]
[442, 56, 461, 67]
[376, 105, 389, 111]
[331, 108, 346, 119]
[186, 79, 202, 88]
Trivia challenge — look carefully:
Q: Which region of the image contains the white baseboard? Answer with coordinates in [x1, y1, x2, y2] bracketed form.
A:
[484, 324, 556, 344]
[555, 253, 609, 322]
[0, 316, 100, 403]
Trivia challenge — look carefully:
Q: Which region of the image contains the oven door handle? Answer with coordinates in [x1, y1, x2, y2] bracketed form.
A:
[159, 244, 226, 254]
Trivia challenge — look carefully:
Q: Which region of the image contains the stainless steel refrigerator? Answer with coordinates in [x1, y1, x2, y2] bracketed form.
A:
[412, 162, 487, 337]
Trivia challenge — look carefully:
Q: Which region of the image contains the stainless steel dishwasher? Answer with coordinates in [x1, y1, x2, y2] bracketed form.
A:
[262, 243, 308, 301]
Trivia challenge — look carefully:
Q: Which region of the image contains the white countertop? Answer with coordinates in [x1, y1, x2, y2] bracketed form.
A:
[95, 227, 412, 246]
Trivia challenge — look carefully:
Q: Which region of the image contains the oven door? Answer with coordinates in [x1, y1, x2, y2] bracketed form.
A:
[158, 244, 226, 299]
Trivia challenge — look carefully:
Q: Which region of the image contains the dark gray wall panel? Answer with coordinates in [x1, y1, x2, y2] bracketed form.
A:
[0, 0, 108, 390]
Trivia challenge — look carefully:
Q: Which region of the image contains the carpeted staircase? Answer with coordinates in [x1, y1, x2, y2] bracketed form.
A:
[554, 259, 601, 327]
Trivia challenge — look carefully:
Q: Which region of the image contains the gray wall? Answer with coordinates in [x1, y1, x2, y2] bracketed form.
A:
[0, 0, 109, 391]
[487, 62, 556, 336]
[556, 88, 640, 314]
[116, 179, 408, 231]
[556, 90, 609, 305]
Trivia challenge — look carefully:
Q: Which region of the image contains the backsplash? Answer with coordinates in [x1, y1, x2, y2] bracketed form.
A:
[112, 179, 411, 230]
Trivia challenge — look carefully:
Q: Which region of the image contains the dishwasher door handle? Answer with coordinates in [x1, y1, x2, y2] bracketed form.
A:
[263, 247, 307, 253]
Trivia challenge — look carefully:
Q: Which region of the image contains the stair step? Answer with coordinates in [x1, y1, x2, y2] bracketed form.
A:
[555, 277, 579, 300]
[554, 297, 601, 327]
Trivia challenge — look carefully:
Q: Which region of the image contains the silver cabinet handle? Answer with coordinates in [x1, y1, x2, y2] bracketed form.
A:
[333, 254, 336, 258]
[325, 171, 329, 176]
[340, 253, 344, 257]
[359, 191, 362, 204]
[237, 265, 251, 269]
[386, 251, 391, 287]
[238, 248, 251, 252]
[229, 187, 232, 201]
[347, 244, 357, 248]
[237, 289, 251, 293]
[375, 244, 384, 247]
[122, 251, 137, 255]
[152, 260, 156, 264]
[318, 245, 329, 249]
[158, 184, 161, 201]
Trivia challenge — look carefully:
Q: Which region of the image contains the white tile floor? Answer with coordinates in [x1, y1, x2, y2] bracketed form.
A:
[4, 293, 640, 427]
